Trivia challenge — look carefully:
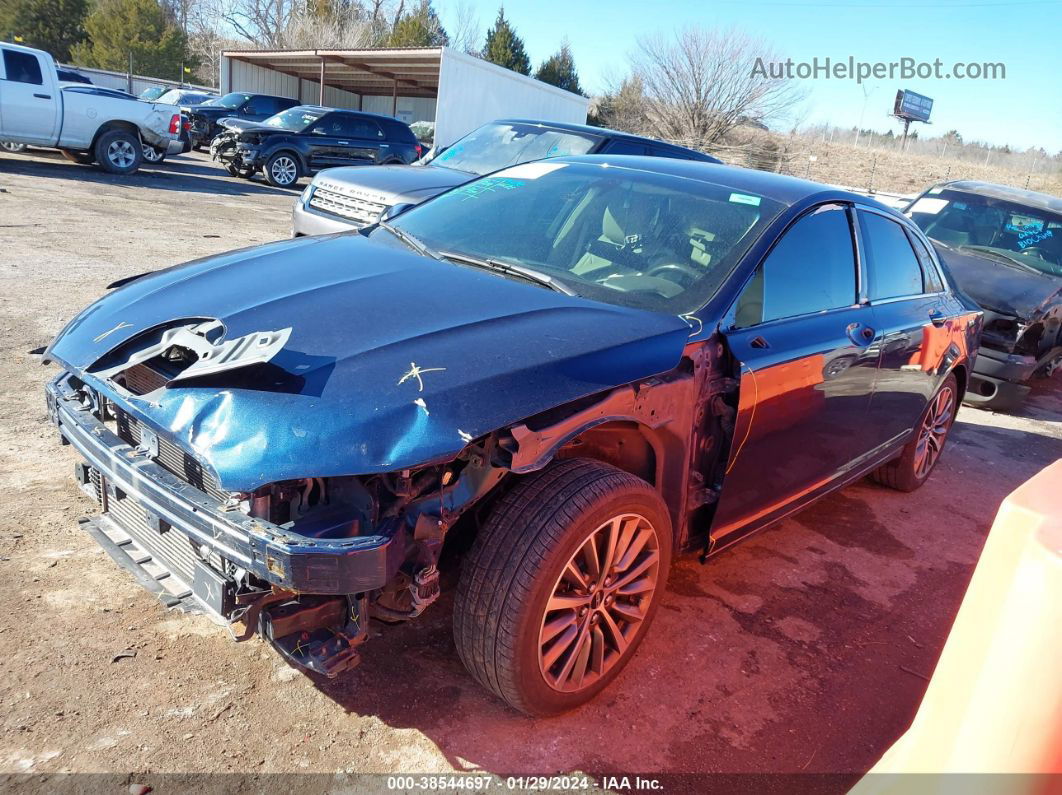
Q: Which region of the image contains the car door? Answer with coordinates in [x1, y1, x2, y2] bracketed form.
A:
[336, 115, 385, 166]
[305, 113, 345, 171]
[0, 48, 59, 143]
[711, 204, 881, 538]
[857, 207, 953, 446]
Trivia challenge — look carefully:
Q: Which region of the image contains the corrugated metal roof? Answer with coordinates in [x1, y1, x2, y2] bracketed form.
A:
[221, 48, 444, 98]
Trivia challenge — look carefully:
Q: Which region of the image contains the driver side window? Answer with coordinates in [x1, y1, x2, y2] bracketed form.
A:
[734, 205, 857, 327]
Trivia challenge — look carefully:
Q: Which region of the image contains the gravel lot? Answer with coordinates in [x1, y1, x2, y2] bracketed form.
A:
[1, 148, 1059, 784]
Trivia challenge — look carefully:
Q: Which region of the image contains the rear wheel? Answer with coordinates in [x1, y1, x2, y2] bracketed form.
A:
[264, 152, 301, 188]
[1, 141, 27, 153]
[871, 372, 958, 492]
[94, 129, 142, 174]
[453, 459, 672, 716]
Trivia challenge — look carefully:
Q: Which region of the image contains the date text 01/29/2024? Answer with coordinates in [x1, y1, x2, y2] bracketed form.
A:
[384, 776, 662, 791]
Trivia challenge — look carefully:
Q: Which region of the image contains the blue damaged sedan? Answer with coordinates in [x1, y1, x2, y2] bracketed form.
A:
[43, 157, 981, 715]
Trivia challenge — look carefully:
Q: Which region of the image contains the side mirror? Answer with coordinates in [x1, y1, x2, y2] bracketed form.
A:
[381, 203, 415, 221]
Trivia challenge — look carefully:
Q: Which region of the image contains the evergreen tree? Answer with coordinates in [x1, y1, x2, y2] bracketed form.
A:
[482, 6, 530, 75]
[0, 0, 89, 61]
[535, 41, 582, 94]
[70, 0, 192, 81]
[387, 0, 448, 47]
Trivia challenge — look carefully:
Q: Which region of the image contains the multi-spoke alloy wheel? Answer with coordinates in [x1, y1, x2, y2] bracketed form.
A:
[539, 513, 660, 692]
[454, 459, 672, 716]
[913, 384, 954, 478]
[871, 372, 958, 492]
[266, 154, 299, 187]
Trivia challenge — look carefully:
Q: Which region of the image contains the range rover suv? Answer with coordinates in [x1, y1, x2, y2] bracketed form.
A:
[291, 118, 722, 235]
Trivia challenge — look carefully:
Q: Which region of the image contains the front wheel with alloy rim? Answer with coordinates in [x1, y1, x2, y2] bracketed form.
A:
[453, 459, 672, 716]
[871, 372, 958, 492]
[94, 129, 142, 174]
[264, 152, 301, 188]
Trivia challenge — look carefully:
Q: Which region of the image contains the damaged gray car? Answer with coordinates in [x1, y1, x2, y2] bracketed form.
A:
[906, 180, 1062, 410]
[44, 158, 979, 715]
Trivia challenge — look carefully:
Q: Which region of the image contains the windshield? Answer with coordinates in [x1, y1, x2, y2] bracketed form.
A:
[263, 107, 326, 132]
[907, 189, 1062, 277]
[383, 161, 783, 314]
[156, 89, 212, 105]
[427, 122, 600, 176]
[211, 92, 251, 109]
[138, 86, 166, 101]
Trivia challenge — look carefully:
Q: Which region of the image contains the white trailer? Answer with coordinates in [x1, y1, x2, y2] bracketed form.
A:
[219, 47, 589, 148]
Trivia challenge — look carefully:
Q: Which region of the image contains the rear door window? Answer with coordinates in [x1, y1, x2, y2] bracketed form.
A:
[905, 230, 944, 293]
[858, 211, 925, 300]
[3, 49, 43, 85]
[734, 205, 857, 326]
[602, 140, 648, 156]
[344, 117, 384, 139]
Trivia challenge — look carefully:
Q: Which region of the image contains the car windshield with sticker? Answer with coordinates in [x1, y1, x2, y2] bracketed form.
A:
[908, 189, 1062, 276]
[426, 121, 601, 176]
[382, 160, 783, 314]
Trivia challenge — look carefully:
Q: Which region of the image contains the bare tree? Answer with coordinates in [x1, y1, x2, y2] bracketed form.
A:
[222, 0, 299, 47]
[630, 26, 804, 147]
[445, 0, 481, 55]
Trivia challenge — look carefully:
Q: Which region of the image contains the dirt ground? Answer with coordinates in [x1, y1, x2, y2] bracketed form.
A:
[0, 148, 1059, 786]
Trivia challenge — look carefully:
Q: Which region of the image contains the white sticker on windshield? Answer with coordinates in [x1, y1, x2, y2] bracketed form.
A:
[729, 193, 761, 206]
[909, 197, 948, 215]
[493, 162, 568, 180]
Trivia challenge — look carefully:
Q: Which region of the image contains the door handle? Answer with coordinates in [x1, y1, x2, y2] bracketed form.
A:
[338, 141, 349, 145]
[34, 93, 51, 99]
[928, 310, 946, 327]
[846, 322, 876, 346]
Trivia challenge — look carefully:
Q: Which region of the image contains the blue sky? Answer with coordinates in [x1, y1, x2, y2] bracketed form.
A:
[442, 0, 1062, 152]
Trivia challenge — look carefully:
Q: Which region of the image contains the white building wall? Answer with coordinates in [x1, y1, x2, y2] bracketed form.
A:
[433, 48, 589, 148]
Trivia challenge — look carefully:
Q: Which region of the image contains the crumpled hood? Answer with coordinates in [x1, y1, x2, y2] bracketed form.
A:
[216, 118, 265, 135]
[313, 164, 468, 205]
[46, 235, 690, 491]
[933, 242, 1062, 318]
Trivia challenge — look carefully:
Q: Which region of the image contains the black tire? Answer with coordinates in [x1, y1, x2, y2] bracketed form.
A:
[94, 129, 142, 174]
[453, 458, 672, 716]
[263, 151, 301, 188]
[59, 149, 95, 165]
[871, 372, 958, 492]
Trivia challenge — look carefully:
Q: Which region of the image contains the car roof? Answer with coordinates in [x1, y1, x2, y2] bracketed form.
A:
[292, 105, 402, 122]
[495, 118, 716, 159]
[931, 180, 1062, 213]
[554, 155, 894, 209]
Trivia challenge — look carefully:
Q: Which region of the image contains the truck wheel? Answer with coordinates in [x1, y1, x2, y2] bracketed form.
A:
[453, 459, 672, 716]
[264, 152, 301, 188]
[94, 129, 142, 174]
[141, 143, 166, 164]
[871, 372, 957, 492]
[60, 149, 95, 165]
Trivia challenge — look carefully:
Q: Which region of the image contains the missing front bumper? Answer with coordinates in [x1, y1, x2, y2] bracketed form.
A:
[48, 374, 393, 597]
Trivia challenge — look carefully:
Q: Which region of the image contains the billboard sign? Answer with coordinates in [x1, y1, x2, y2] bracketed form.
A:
[893, 89, 933, 122]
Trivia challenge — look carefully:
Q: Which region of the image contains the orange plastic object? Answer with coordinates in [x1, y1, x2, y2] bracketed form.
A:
[854, 459, 1062, 785]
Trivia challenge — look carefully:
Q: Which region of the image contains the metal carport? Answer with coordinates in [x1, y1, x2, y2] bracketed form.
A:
[220, 47, 589, 148]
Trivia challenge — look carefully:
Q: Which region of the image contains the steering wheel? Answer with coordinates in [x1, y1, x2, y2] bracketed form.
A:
[1021, 246, 1045, 259]
[645, 262, 701, 288]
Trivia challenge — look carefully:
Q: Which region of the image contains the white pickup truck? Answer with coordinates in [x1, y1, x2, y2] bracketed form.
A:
[0, 42, 181, 174]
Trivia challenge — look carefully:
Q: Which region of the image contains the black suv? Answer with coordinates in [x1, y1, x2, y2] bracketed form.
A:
[211, 105, 422, 188]
[185, 92, 301, 149]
